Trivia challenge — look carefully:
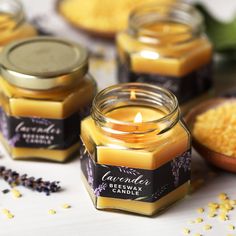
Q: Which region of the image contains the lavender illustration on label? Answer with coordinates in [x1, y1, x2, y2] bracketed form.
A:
[86, 158, 94, 188]
[0, 110, 9, 139]
[151, 184, 169, 201]
[134, 184, 169, 201]
[31, 118, 52, 126]
[86, 156, 107, 196]
[117, 166, 141, 176]
[94, 183, 107, 197]
[171, 150, 191, 187]
[9, 134, 21, 147]
[0, 109, 19, 145]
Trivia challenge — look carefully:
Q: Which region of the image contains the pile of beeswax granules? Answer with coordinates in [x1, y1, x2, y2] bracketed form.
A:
[193, 101, 236, 157]
[182, 192, 236, 236]
[59, 0, 176, 35]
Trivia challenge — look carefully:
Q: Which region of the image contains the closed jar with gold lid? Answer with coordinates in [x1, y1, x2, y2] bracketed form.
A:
[0, 37, 97, 162]
[0, 0, 37, 47]
[117, 3, 213, 105]
[80, 83, 191, 216]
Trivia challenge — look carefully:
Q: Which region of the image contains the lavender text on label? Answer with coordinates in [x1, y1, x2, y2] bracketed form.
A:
[15, 122, 61, 135]
[102, 171, 151, 185]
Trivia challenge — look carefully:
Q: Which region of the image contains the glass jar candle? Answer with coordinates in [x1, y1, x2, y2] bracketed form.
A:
[116, 3, 213, 105]
[0, 0, 37, 47]
[0, 37, 97, 162]
[80, 83, 191, 216]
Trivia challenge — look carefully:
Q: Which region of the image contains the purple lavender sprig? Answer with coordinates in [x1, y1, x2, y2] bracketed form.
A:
[86, 159, 94, 187]
[94, 183, 107, 197]
[0, 166, 61, 195]
[31, 118, 52, 126]
[171, 151, 191, 187]
[8, 134, 21, 147]
[117, 167, 140, 176]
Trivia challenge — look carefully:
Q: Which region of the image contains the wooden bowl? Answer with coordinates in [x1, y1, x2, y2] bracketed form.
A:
[185, 98, 236, 173]
[56, 0, 116, 39]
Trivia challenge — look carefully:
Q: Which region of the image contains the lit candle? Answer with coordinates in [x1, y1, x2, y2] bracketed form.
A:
[80, 83, 191, 216]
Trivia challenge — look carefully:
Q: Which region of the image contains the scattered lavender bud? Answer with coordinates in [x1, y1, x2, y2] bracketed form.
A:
[2, 189, 10, 194]
[0, 166, 61, 195]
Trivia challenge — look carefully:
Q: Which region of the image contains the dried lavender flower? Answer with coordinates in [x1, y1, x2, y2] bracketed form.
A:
[2, 189, 10, 194]
[0, 166, 61, 195]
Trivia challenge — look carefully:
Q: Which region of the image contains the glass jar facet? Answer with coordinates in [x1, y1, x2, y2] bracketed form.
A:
[0, 0, 37, 47]
[0, 37, 97, 162]
[80, 83, 191, 216]
[116, 3, 213, 106]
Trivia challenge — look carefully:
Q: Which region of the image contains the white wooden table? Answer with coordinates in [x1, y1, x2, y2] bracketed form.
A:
[0, 0, 236, 235]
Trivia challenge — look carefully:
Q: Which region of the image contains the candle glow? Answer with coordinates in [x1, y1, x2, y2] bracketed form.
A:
[134, 112, 142, 123]
[80, 83, 191, 216]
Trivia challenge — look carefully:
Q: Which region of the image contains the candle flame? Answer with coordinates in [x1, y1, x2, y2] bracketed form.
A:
[130, 90, 136, 100]
[134, 112, 142, 123]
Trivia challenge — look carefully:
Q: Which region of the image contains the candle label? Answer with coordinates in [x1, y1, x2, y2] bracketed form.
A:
[81, 146, 191, 202]
[118, 60, 212, 104]
[0, 106, 90, 149]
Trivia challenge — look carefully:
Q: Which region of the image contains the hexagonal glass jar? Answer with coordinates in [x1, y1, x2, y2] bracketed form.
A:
[0, 0, 37, 47]
[116, 3, 213, 107]
[0, 37, 97, 162]
[80, 83, 191, 216]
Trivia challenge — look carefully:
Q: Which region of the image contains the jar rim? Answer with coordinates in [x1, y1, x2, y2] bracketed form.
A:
[92, 83, 180, 135]
[128, 2, 203, 44]
[0, 0, 25, 27]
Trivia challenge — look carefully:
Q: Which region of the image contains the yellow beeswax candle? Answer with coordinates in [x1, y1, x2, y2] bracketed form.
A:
[116, 2, 213, 105]
[0, 37, 96, 162]
[117, 23, 212, 77]
[0, 1, 37, 48]
[80, 83, 191, 216]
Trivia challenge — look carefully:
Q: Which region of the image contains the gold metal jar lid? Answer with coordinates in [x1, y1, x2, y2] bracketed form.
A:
[0, 37, 88, 90]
